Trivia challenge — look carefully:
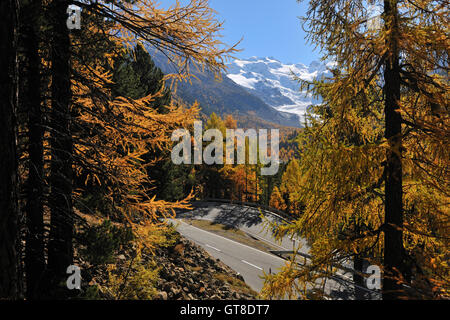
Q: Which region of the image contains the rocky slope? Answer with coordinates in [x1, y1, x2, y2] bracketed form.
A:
[76, 221, 258, 300]
[153, 237, 257, 300]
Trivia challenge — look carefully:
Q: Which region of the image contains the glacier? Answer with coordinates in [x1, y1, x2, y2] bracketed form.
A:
[225, 56, 330, 122]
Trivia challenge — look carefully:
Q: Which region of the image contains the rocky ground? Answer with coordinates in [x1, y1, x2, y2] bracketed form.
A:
[77, 222, 258, 300]
[153, 237, 258, 300]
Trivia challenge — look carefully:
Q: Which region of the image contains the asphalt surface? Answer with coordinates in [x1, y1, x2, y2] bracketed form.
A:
[175, 219, 286, 292]
[176, 202, 308, 252]
[170, 201, 381, 299]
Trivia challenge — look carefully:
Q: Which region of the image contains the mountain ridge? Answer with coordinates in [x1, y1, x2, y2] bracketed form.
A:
[150, 51, 303, 128]
[225, 56, 332, 120]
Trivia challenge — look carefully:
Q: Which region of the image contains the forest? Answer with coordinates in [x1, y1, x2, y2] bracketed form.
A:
[0, 0, 448, 301]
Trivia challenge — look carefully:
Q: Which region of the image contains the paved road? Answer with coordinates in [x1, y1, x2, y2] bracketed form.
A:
[175, 219, 286, 292]
[176, 202, 308, 253]
[170, 202, 381, 299]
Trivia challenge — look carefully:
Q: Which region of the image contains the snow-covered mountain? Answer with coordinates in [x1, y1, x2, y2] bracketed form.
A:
[152, 52, 302, 128]
[226, 57, 333, 120]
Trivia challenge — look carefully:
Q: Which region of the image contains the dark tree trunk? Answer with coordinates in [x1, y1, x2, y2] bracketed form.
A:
[22, 0, 46, 299]
[0, 0, 22, 299]
[255, 166, 258, 203]
[353, 255, 365, 300]
[383, 0, 405, 300]
[266, 175, 272, 206]
[47, 0, 74, 286]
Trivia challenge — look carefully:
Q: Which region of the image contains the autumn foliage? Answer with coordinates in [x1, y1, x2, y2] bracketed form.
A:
[261, 0, 449, 300]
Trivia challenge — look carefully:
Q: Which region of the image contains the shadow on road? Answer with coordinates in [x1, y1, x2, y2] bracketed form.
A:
[176, 202, 264, 229]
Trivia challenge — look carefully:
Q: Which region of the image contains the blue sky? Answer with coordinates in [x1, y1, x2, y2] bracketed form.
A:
[159, 0, 321, 65]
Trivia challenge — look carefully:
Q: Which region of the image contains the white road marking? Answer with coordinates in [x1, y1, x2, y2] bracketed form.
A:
[205, 244, 222, 252]
[175, 219, 286, 262]
[241, 260, 263, 270]
[179, 215, 302, 252]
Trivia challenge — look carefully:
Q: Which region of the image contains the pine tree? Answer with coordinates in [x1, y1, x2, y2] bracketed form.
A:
[112, 43, 171, 112]
[199, 113, 227, 198]
[47, 0, 74, 285]
[269, 186, 287, 211]
[382, 0, 404, 299]
[21, 0, 46, 299]
[42, 0, 236, 291]
[280, 159, 302, 216]
[262, 0, 449, 299]
[0, 0, 237, 299]
[0, 0, 21, 299]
